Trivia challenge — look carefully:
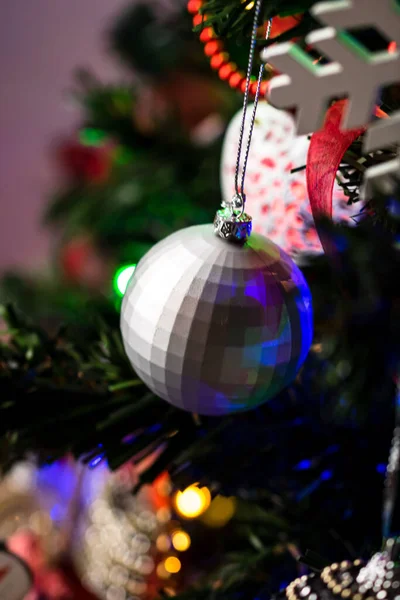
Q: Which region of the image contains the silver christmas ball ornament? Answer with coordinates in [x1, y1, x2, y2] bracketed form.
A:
[120, 224, 312, 416]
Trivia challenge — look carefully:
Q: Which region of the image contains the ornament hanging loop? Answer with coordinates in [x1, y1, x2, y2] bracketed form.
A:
[214, 192, 252, 242]
[214, 205, 252, 243]
[222, 193, 246, 218]
[214, 1, 271, 243]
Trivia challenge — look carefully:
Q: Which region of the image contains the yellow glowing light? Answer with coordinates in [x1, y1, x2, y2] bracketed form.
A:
[164, 556, 182, 574]
[156, 533, 171, 553]
[172, 530, 191, 552]
[201, 495, 236, 528]
[174, 485, 211, 519]
[245, 1, 255, 9]
[156, 562, 171, 579]
[156, 507, 172, 524]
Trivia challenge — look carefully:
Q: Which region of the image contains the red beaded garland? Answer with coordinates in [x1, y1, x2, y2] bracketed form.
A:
[229, 72, 244, 89]
[187, 0, 202, 13]
[210, 52, 228, 70]
[188, 0, 270, 95]
[219, 63, 236, 81]
[204, 40, 223, 57]
[199, 26, 215, 43]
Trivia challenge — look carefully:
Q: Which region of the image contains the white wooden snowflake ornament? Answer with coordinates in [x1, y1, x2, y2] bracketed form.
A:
[363, 111, 400, 154]
[262, 0, 400, 135]
[312, 0, 400, 46]
[362, 111, 400, 199]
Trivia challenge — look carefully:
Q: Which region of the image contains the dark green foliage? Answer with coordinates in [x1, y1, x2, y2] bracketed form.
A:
[110, 3, 199, 76]
[45, 150, 220, 251]
[199, 0, 323, 40]
[42, 70, 238, 267]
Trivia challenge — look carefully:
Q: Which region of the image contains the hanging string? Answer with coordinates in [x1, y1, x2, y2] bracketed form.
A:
[382, 377, 400, 541]
[234, 2, 271, 201]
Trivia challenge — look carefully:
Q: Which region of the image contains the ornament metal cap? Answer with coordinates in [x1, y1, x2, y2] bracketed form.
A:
[214, 193, 252, 242]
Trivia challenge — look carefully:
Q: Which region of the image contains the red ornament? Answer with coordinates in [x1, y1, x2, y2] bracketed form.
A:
[58, 141, 111, 184]
[306, 100, 365, 253]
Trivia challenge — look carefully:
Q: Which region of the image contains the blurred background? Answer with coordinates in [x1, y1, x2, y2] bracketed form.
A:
[0, 0, 129, 271]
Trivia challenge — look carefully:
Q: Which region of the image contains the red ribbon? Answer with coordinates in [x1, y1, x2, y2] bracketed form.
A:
[306, 100, 365, 253]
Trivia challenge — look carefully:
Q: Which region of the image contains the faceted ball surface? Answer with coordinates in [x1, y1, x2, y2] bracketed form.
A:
[120, 224, 313, 415]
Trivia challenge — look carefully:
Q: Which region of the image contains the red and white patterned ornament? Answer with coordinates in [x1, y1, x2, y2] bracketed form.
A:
[221, 102, 358, 257]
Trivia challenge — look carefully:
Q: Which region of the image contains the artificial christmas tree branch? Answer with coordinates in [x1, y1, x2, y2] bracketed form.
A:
[198, 0, 318, 39]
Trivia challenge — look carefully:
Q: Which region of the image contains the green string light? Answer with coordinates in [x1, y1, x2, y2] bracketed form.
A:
[113, 264, 137, 297]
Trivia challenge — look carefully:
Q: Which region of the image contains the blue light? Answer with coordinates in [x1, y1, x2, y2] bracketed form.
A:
[297, 469, 333, 501]
[279, 582, 289, 591]
[89, 453, 105, 469]
[295, 459, 312, 470]
[376, 463, 386, 474]
[38, 461, 77, 502]
[50, 503, 66, 522]
[147, 423, 162, 434]
[297, 479, 321, 500]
